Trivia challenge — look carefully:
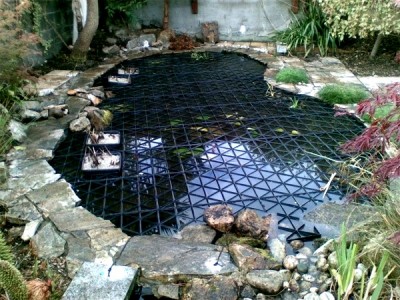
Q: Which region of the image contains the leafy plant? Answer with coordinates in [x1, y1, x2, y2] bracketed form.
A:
[319, 0, 400, 57]
[105, 0, 147, 28]
[191, 52, 209, 61]
[331, 225, 392, 300]
[336, 82, 400, 199]
[275, 67, 309, 84]
[0, 260, 29, 300]
[331, 224, 359, 300]
[0, 232, 14, 264]
[273, 0, 338, 57]
[318, 84, 369, 105]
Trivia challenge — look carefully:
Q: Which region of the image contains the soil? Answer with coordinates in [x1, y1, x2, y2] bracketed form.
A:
[335, 35, 400, 77]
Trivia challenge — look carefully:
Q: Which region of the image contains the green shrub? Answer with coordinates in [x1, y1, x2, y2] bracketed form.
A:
[275, 67, 309, 84]
[318, 84, 368, 104]
[273, 0, 338, 57]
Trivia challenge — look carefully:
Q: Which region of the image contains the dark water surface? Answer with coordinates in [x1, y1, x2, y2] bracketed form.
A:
[51, 52, 365, 240]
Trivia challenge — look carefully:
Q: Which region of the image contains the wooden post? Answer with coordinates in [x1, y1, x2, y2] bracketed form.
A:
[163, 0, 169, 29]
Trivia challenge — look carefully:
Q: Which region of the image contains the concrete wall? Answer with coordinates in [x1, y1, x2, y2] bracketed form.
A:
[136, 0, 294, 41]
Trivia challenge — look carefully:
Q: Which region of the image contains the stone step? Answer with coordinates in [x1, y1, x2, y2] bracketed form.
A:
[62, 262, 138, 300]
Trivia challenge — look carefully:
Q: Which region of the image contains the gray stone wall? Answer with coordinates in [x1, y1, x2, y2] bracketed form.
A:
[135, 0, 294, 41]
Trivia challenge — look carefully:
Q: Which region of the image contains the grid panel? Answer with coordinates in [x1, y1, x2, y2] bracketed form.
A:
[50, 52, 365, 240]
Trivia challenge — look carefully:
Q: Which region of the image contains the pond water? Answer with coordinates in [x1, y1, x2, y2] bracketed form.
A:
[51, 52, 365, 240]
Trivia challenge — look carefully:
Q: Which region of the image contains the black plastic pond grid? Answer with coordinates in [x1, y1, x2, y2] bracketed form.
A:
[51, 52, 365, 240]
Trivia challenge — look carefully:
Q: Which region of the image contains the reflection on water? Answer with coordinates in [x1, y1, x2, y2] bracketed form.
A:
[177, 141, 341, 234]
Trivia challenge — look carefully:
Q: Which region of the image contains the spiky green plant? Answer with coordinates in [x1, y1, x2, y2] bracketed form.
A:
[0, 231, 14, 263]
[0, 260, 28, 300]
[318, 83, 369, 104]
[275, 67, 309, 84]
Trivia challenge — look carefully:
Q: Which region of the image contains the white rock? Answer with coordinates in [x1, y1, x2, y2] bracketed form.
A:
[21, 219, 42, 241]
[316, 256, 327, 270]
[304, 292, 320, 300]
[283, 255, 299, 270]
[354, 268, 364, 282]
[267, 237, 286, 263]
[357, 263, 367, 273]
[302, 274, 316, 282]
[319, 291, 335, 300]
[313, 239, 334, 256]
[327, 251, 338, 268]
[296, 253, 308, 260]
[298, 246, 313, 256]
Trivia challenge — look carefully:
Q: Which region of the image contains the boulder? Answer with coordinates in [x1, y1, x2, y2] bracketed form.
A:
[30, 222, 66, 258]
[69, 116, 91, 132]
[183, 276, 239, 300]
[229, 243, 269, 272]
[8, 119, 27, 143]
[204, 204, 234, 233]
[246, 270, 284, 294]
[234, 209, 271, 241]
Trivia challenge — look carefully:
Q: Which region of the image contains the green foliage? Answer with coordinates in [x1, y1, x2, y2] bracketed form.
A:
[331, 224, 359, 299]
[318, 84, 368, 104]
[275, 67, 309, 84]
[105, 0, 147, 28]
[0, 232, 14, 264]
[191, 52, 210, 61]
[273, 0, 338, 57]
[319, 0, 400, 40]
[0, 260, 28, 300]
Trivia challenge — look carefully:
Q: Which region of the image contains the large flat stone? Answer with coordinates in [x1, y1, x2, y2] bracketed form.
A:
[117, 235, 237, 283]
[25, 128, 66, 150]
[49, 207, 115, 232]
[26, 180, 81, 215]
[62, 262, 138, 300]
[5, 195, 43, 224]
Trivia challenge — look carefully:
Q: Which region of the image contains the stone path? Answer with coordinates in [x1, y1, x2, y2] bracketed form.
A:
[0, 41, 398, 299]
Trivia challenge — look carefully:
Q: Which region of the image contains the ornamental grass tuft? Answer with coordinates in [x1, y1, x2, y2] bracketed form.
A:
[318, 83, 369, 104]
[275, 67, 309, 84]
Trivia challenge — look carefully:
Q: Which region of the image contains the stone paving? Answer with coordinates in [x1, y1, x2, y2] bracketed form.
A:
[0, 41, 398, 299]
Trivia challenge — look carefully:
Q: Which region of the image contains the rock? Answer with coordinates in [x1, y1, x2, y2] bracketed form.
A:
[240, 285, 256, 299]
[115, 28, 129, 41]
[316, 256, 327, 270]
[302, 274, 316, 283]
[234, 209, 271, 241]
[20, 109, 41, 122]
[267, 237, 286, 263]
[116, 235, 237, 283]
[297, 260, 310, 274]
[25, 128, 66, 151]
[21, 219, 42, 241]
[139, 33, 156, 47]
[158, 29, 175, 48]
[288, 278, 300, 292]
[8, 119, 27, 143]
[183, 276, 239, 300]
[203, 204, 234, 233]
[25, 180, 81, 215]
[229, 243, 269, 272]
[102, 45, 120, 55]
[126, 37, 140, 50]
[0, 162, 7, 184]
[69, 116, 91, 132]
[64, 234, 95, 262]
[298, 246, 313, 256]
[283, 255, 298, 270]
[303, 291, 320, 300]
[313, 239, 334, 256]
[246, 270, 284, 294]
[106, 37, 117, 44]
[319, 291, 335, 300]
[47, 105, 68, 119]
[156, 285, 180, 300]
[5, 195, 43, 224]
[281, 291, 299, 300]
[179, 224, 216, 244]
[256, 293, 266, 300]
[354, 268, 363, 281]
[327, 251, 338, 268]
[299, 280, 312, 293]
[290, 240, 304, 250]
[30, 222, 66, 258]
